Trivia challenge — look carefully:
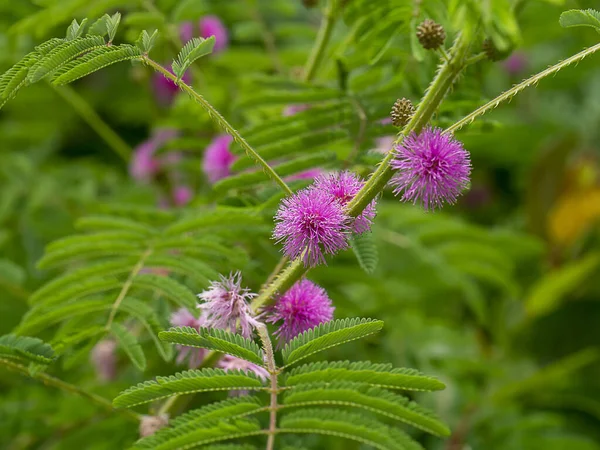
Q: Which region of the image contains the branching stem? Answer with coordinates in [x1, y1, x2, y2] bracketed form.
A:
[142, 57, 293, 196]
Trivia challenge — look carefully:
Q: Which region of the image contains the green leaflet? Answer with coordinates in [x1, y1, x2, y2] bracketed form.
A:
[279, 408, 422, 450]
[349, 232, 379, 274]
[559, 9, 600, 33]
[30, 276, 121, 307]
[75, 216, 159, 236]
[165, 208, 264, 235]
[113, 368, 268, 408]
[52, 45, 143, 85]
[282, 318, 384, 366]
[159, 327, 264, 366]
[0, 335, 56, 364]
[283, 382, 450, 437]
[285, 361, 445, 391]
[172, 36, 216, 78]
[132, 274, 199, 310]
[110, 322, 146, 371]
[37, 239, 145, 269]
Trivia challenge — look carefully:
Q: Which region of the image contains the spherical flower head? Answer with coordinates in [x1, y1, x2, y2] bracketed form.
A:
[197, 272, 258, 338]
[170, 308, 207, 368]
[199, 15, 228, 53]
[390, 127, 471, 210]
[503, 51, 527, 76]
[273, 188, 350, 267]
[218, 354, 269, 396]
[130, 129, 178, 183]
[90, 339, 117, 382]
[172, 185, 193, 206]
[313, 171, 377, 234]
[202, 134, 236, 184]
[266, 279, 334, 346]
[153, 66, 191, 106]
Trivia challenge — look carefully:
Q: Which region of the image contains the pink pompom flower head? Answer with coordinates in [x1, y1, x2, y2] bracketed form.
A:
[273, 188, 350, 267]
[265, 279, 334, 346]
[313, 171, 376, 234]
[170, 308, 206, 368]
[197, 272, 259, 338]
[199, 15, 229, 53]
[390, 127, 471, 210]
[202, 134, 236, 184]
[218, 354, 269, 396]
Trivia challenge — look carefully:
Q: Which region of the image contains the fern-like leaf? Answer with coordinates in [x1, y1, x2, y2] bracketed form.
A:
[285, 361, 445, 391]
[0, 335, 56, 364]
[110, 322, 146, 371]
[113, 368, 267, 408]
[283, 382, 450, 437]
[132, 274, 199, 310]
[52, 45, 142, 85]
[349, 232, 378, 274]
[279, 408, 422, 450]
[66, 18, 88, 40]
[75, 215, 158, 236]
[560, 9, 600, 33]
[165, 208, 264, 235]
[159, 327, 264, 366]
[282, 318, 383, 366]
[172, 37, 215, 79]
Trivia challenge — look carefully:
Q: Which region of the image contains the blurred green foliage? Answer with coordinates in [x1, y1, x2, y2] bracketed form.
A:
[1, 0, 600, 449]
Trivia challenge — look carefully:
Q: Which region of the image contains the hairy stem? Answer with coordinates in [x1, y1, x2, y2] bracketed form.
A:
[0, 358, 140, 421]
[106, 248, 153, 328]
[256, 324, 278, 450]
[142, 57, 293, 196]
[53, 84, 132, 161]
[303, 0, 338, 82]
[446, 41, 600, 134]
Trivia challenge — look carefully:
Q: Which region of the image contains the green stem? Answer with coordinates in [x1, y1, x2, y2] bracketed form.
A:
[52, 84, 132, 162]
[303, 0, 338, 82]
[252, 258, 307, 310]
[446, 41, 600, 135]
[142, 57, 293, 196]
[256, 324, 278, 450]
[0, 358, 140, 421]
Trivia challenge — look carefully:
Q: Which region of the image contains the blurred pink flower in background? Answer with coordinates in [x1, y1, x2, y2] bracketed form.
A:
[503, 51, 528, 76]
[170, 308, 207, 368]
[202, 134, 236, 183]
[172, 185, 194, 206]
[139, 415, 169, 437]
[90, 340, 117, 382]
[286, 168, 322, 181]
[179, 16, 229, 53]
[283, 104, 310, 117]
[153, 66, 191, 106]
[130, 129, 178, 183]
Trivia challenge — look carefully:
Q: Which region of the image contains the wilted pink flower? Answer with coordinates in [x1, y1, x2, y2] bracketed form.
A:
[170, 308, 207, 368]
[202, 134, 236, 183]
[283, 104, 310, 117]
[266, 279, 334, 346]
[218, 354, 269, 396]
[139, 414, 169, 437]
[199, 16, 228, 53]
[503, 51, 527, 76]
[197, 272, 259, 338]
[153, 66, 192, 106]
[172, 185, 193, 206]
[130, 129, 178, 182]
[90, 339, 117, 382]
[273, 188, 350, 267]
[390, 127, 471, 210]
[313, 171, 376, 234]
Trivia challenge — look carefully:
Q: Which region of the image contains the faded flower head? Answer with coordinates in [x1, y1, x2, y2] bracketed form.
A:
[313, 171, 376, 234]
[390, 127, 471, 210]
[273, 188, 350, 267]
[90, 339, 117, 382]
[266, 279, 334, 345]
[170, 308, 206, 368]
[199, 15, 229, 53]
[130, 129, 178, 183]
[218, 354, 269, 396]
[153, 66, 191, 106]
[202, 134, 236, 184]
[139, 414, 169, 437]
[197, 272, 258, 338]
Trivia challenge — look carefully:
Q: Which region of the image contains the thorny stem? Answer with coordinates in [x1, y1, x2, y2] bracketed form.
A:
[446, 41, 600, 135]
[142, 57, 293, 196]
[53, 84, 132, 161]
[0, 358, 140, 421]
[256, 324, 279, 450]
[106, 248, 153, 328]
[303, 0, 338, 82]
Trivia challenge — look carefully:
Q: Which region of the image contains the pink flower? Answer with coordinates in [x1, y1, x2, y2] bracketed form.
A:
[313, 171, 377, 234]
[202, 134, 236, 184]
[503, 51, 527, 76]
[197, 272, 259, 338]
[170, 308, 207, 368]
[266, 279, 334, 346]
[390, 127, 471, 210]
[172, 185, 193, 206]
[130, 129, 178, 183]
[199, 16, 229, 53]
[273, 188, 350, 267]
[285, 168, 322, 182]
[90, 340, 117, 382]
[153, 66, 192, 106]
[283, 104, 310, 117]
[218, 354, 269, 395]
[179, 21, 194, 43]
